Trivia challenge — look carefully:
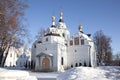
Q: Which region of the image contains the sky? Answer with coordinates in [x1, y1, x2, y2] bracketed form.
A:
[25, 0, 120, 54]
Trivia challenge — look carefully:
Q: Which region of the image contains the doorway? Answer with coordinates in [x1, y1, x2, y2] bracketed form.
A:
[42, 57, 50, 71]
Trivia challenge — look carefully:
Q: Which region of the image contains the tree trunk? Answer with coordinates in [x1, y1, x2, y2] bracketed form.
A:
[1, 44, 10, 67]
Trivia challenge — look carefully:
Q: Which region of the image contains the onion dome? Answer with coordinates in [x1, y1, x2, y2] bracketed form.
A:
[51, 16, 56, 28]
[59, 11, 64, 22]
[78, 25, 83, 33]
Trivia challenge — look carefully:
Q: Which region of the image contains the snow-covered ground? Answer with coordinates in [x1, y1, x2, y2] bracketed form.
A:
[29, 71, 59, 80]
[0, 67, 37, 80]
[57, 66, 120, 80]
[0, 66, 120, 80]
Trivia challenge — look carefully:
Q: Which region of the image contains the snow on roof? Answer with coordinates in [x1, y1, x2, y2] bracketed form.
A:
[72, 32, 92, 41]
[36, 52, 53, 57]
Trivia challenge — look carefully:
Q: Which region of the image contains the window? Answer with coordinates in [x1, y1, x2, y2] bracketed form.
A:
[34, 44, 36, 48]
[46, 38, 48, 41]
[61, 57, 64, 65]
[79, 63, 82, 66]
[65, 43, 67, 46]
[62, 33, 65, 38]
[74, 37, 79, 45]
[81, 39, 84, 45]
[38, 41, 42, 43]
[70, 40, 73, 46]
[75, 63, 78, 67]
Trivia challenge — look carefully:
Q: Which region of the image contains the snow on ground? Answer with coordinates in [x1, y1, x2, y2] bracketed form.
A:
[0, 66, 120, 80]
[29, 71, 59, 80]
[0, 67, 37, 80]
[57, 66, 120, 80]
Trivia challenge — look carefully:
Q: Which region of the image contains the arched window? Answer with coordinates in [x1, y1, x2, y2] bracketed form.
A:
[62, 33, 65, 38]
[84, 61, 87, 66]
[75, 63, 78, 67]
[79, 63, 82, 66]
[61, 57, 64, 65]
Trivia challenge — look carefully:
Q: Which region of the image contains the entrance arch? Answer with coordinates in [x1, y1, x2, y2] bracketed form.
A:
[42, 57, 50, 71]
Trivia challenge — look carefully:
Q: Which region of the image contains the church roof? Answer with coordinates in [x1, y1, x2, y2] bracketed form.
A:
[36, 52, 53, 57]
[51, 25, 56, 28]
[59, 19, 64, 22]
[44, 32, 60, 37]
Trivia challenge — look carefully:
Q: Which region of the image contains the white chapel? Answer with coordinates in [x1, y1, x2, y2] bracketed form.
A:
[31, 11, 96, 71]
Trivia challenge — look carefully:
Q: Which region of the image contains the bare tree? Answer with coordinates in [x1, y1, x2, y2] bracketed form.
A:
[114, 52, 120, 60]
[112, 52, 120, 66]
[0, 0, 28, 66]
[93, 30, 112, 66]
[35, 27, 45, 40]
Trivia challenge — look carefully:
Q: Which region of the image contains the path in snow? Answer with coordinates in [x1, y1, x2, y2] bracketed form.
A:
[29, 71, 59, 80]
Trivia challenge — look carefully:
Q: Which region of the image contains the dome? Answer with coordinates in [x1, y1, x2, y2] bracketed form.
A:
[58, 22, 66, 29]
[78, 25, 83, 31]
[59, 11, 64, 22]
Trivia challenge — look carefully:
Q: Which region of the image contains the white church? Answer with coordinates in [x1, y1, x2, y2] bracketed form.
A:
[32, 11, 96, 71]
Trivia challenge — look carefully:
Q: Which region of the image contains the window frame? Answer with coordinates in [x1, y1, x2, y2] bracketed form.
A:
[70, 40, 73, 46]
[74, 37, 79, 45]
[61, 57, 64, 65]
[81, 39, 84, 45]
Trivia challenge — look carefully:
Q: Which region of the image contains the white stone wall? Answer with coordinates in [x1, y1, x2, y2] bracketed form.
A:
[34, 35, 66, 71]
[68, 45, 89, 66]
[5, 46, 31, 67]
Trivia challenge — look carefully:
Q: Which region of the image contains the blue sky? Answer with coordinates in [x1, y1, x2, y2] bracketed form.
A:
[25, 0, 120, 54]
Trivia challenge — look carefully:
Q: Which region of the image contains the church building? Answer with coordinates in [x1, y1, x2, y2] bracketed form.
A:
[31, 11, 96, 71]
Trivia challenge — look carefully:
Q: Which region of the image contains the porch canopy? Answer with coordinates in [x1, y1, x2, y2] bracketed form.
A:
[36, 52, 53, 57]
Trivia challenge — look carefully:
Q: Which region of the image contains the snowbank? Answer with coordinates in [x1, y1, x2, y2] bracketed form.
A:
[57, 66, 120, 80]
[0, 68, 37, 80]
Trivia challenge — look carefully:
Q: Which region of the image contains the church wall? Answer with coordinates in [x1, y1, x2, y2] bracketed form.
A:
[68, 45, 90, 67]
[34, 38, 60, 71]
[57, 43, 68, 71]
